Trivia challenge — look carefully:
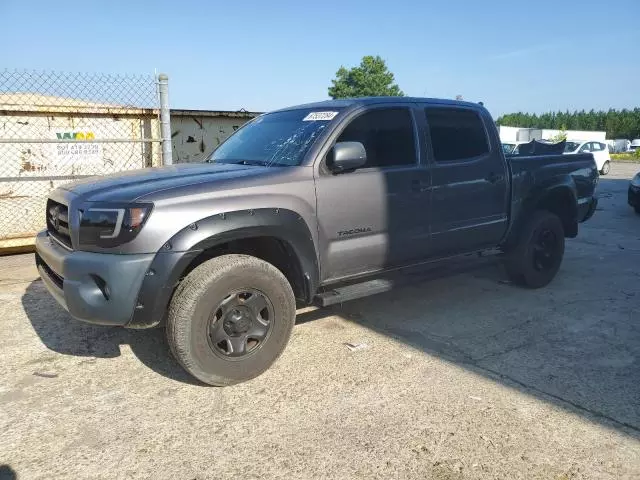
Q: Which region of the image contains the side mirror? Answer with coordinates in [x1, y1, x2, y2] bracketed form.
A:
[331, 141, 367, 173]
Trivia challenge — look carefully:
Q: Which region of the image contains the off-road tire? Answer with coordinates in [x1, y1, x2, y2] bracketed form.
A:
[167, 254, 296, 386]
[504, 211, 565, 289]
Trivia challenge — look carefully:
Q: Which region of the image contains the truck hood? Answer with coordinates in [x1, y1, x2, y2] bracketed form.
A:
[59, 162, 274, 202]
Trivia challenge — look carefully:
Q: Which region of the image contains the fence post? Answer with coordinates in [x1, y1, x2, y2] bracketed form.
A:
[158, 73, 172, 165]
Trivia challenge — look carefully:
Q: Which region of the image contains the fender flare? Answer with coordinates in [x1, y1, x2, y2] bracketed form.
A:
[127, 208, 318, 328]
[503, 176, 578, 248]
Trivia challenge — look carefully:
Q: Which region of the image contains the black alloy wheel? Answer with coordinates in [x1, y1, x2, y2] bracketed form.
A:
[208, 289, 274, 358]
[532, 228, 559, 272]
[503, 210, 565, 289]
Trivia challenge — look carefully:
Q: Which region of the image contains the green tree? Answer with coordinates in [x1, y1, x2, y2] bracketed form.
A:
[328, 55, 404, 99]
[549, 125, 568, 143]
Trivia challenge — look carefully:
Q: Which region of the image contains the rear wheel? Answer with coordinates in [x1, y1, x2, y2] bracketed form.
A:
[166, 254, 296, 386]
[504, 211, 565, 288]
[600, 160, 610, 175]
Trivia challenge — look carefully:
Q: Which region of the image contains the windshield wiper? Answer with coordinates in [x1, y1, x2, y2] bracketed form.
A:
[214, 159, 271, 167]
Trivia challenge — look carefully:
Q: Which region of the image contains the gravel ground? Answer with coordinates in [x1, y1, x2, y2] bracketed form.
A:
[1, 163, 639, 480]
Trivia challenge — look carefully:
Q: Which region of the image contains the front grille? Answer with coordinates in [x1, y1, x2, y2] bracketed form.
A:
[46, 199, 72, 249]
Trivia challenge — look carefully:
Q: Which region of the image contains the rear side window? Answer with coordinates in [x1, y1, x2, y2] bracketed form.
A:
[424, 108, 489, 162]
[579, 143, 591, 152]
[336, 108, 416, 168]
[591, 142, 604, 151]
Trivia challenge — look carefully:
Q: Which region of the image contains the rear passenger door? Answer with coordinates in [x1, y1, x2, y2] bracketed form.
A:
[423, 106, 509, 254]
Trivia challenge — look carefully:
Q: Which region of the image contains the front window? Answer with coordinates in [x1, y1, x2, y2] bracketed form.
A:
[334, 107, 416, 168]
[207, 108, 341, 167]
[564, 142, 581, 152]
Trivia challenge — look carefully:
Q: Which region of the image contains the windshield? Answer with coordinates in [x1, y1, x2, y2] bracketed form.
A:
[564, 141, 581, 152]
[207, 108, 341, 167]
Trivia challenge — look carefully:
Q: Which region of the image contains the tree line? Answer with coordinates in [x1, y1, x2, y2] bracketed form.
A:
[496, 109, 640, 139]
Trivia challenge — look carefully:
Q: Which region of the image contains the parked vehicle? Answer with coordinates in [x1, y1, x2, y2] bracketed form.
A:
[606, 139, 631, 154]
[512, 139, 565, 156]
[34, 97, 599, 386]
[629, 139, 640, 152]
[509, 141, 530, 155]
[501, 141, 534, 155]
[502, 142, 516, 154]
[629, 171, 640, 214]
[564, 140, 611, 175]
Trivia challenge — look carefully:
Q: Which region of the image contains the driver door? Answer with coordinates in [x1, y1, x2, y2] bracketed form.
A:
[314, 106, 431, 282]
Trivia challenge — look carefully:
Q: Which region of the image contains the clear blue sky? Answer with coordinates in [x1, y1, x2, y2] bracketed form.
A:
[1, 0, 638, 118]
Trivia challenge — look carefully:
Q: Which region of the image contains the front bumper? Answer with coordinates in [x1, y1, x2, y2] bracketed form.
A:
[629, 184, 640, 208]
[35, 231, 154, 326]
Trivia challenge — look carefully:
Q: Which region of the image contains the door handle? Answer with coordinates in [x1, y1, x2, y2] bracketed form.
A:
[486, 172, 504, 184]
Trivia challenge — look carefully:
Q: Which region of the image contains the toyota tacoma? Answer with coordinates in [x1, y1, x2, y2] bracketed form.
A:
[35, 97, 599, 385]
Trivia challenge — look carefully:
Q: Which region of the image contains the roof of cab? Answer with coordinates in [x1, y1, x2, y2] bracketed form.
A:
[271, 96, 485, 113]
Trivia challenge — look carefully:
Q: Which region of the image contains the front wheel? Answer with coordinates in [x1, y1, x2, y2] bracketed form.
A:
[166, 254, 296, 386]
[503, 211, 565, 289]
[600, 160, 610, 175]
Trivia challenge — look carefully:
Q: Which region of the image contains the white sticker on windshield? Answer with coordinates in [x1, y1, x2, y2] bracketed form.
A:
[303, 111, 339, 121]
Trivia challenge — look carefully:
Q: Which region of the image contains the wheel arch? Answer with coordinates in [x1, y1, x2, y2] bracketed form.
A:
[503, 179, 579, 249]
[533, 185, 578, 237]
[127, 208, 319, 329]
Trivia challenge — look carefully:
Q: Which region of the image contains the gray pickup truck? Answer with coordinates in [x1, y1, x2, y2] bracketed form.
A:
[35, 97, 599, 385]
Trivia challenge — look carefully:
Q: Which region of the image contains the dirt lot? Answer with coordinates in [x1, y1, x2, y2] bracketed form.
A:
[1, 163, 639, 480]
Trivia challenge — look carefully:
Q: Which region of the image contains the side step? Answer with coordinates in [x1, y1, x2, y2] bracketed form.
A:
[313, 250, 503, 307]
[314, 279, 396, 307]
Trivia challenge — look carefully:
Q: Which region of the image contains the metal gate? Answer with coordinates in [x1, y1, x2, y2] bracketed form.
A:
[0, 69, 171, 252]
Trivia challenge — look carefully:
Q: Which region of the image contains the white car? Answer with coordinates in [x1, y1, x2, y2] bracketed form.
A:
[503, 141, 529, 154]
[563, 141, 611, 175]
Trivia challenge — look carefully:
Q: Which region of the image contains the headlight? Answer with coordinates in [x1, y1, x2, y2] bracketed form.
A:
[78, 203, 152, 248]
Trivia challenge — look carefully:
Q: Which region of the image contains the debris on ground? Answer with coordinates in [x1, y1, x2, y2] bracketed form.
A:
[344, 342, 370, 352]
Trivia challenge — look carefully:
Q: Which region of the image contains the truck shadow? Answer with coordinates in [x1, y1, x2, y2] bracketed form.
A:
[0, 465, 17, 480]
[21, 279, 204, 386]
[20, 254, 499, 389]
[20, 175, 640, 435]
[298, 254, 640, 439]
[297, 174, 640, 438]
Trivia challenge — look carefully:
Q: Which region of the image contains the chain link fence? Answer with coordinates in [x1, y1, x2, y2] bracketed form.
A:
[0, 69, 169, 251]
